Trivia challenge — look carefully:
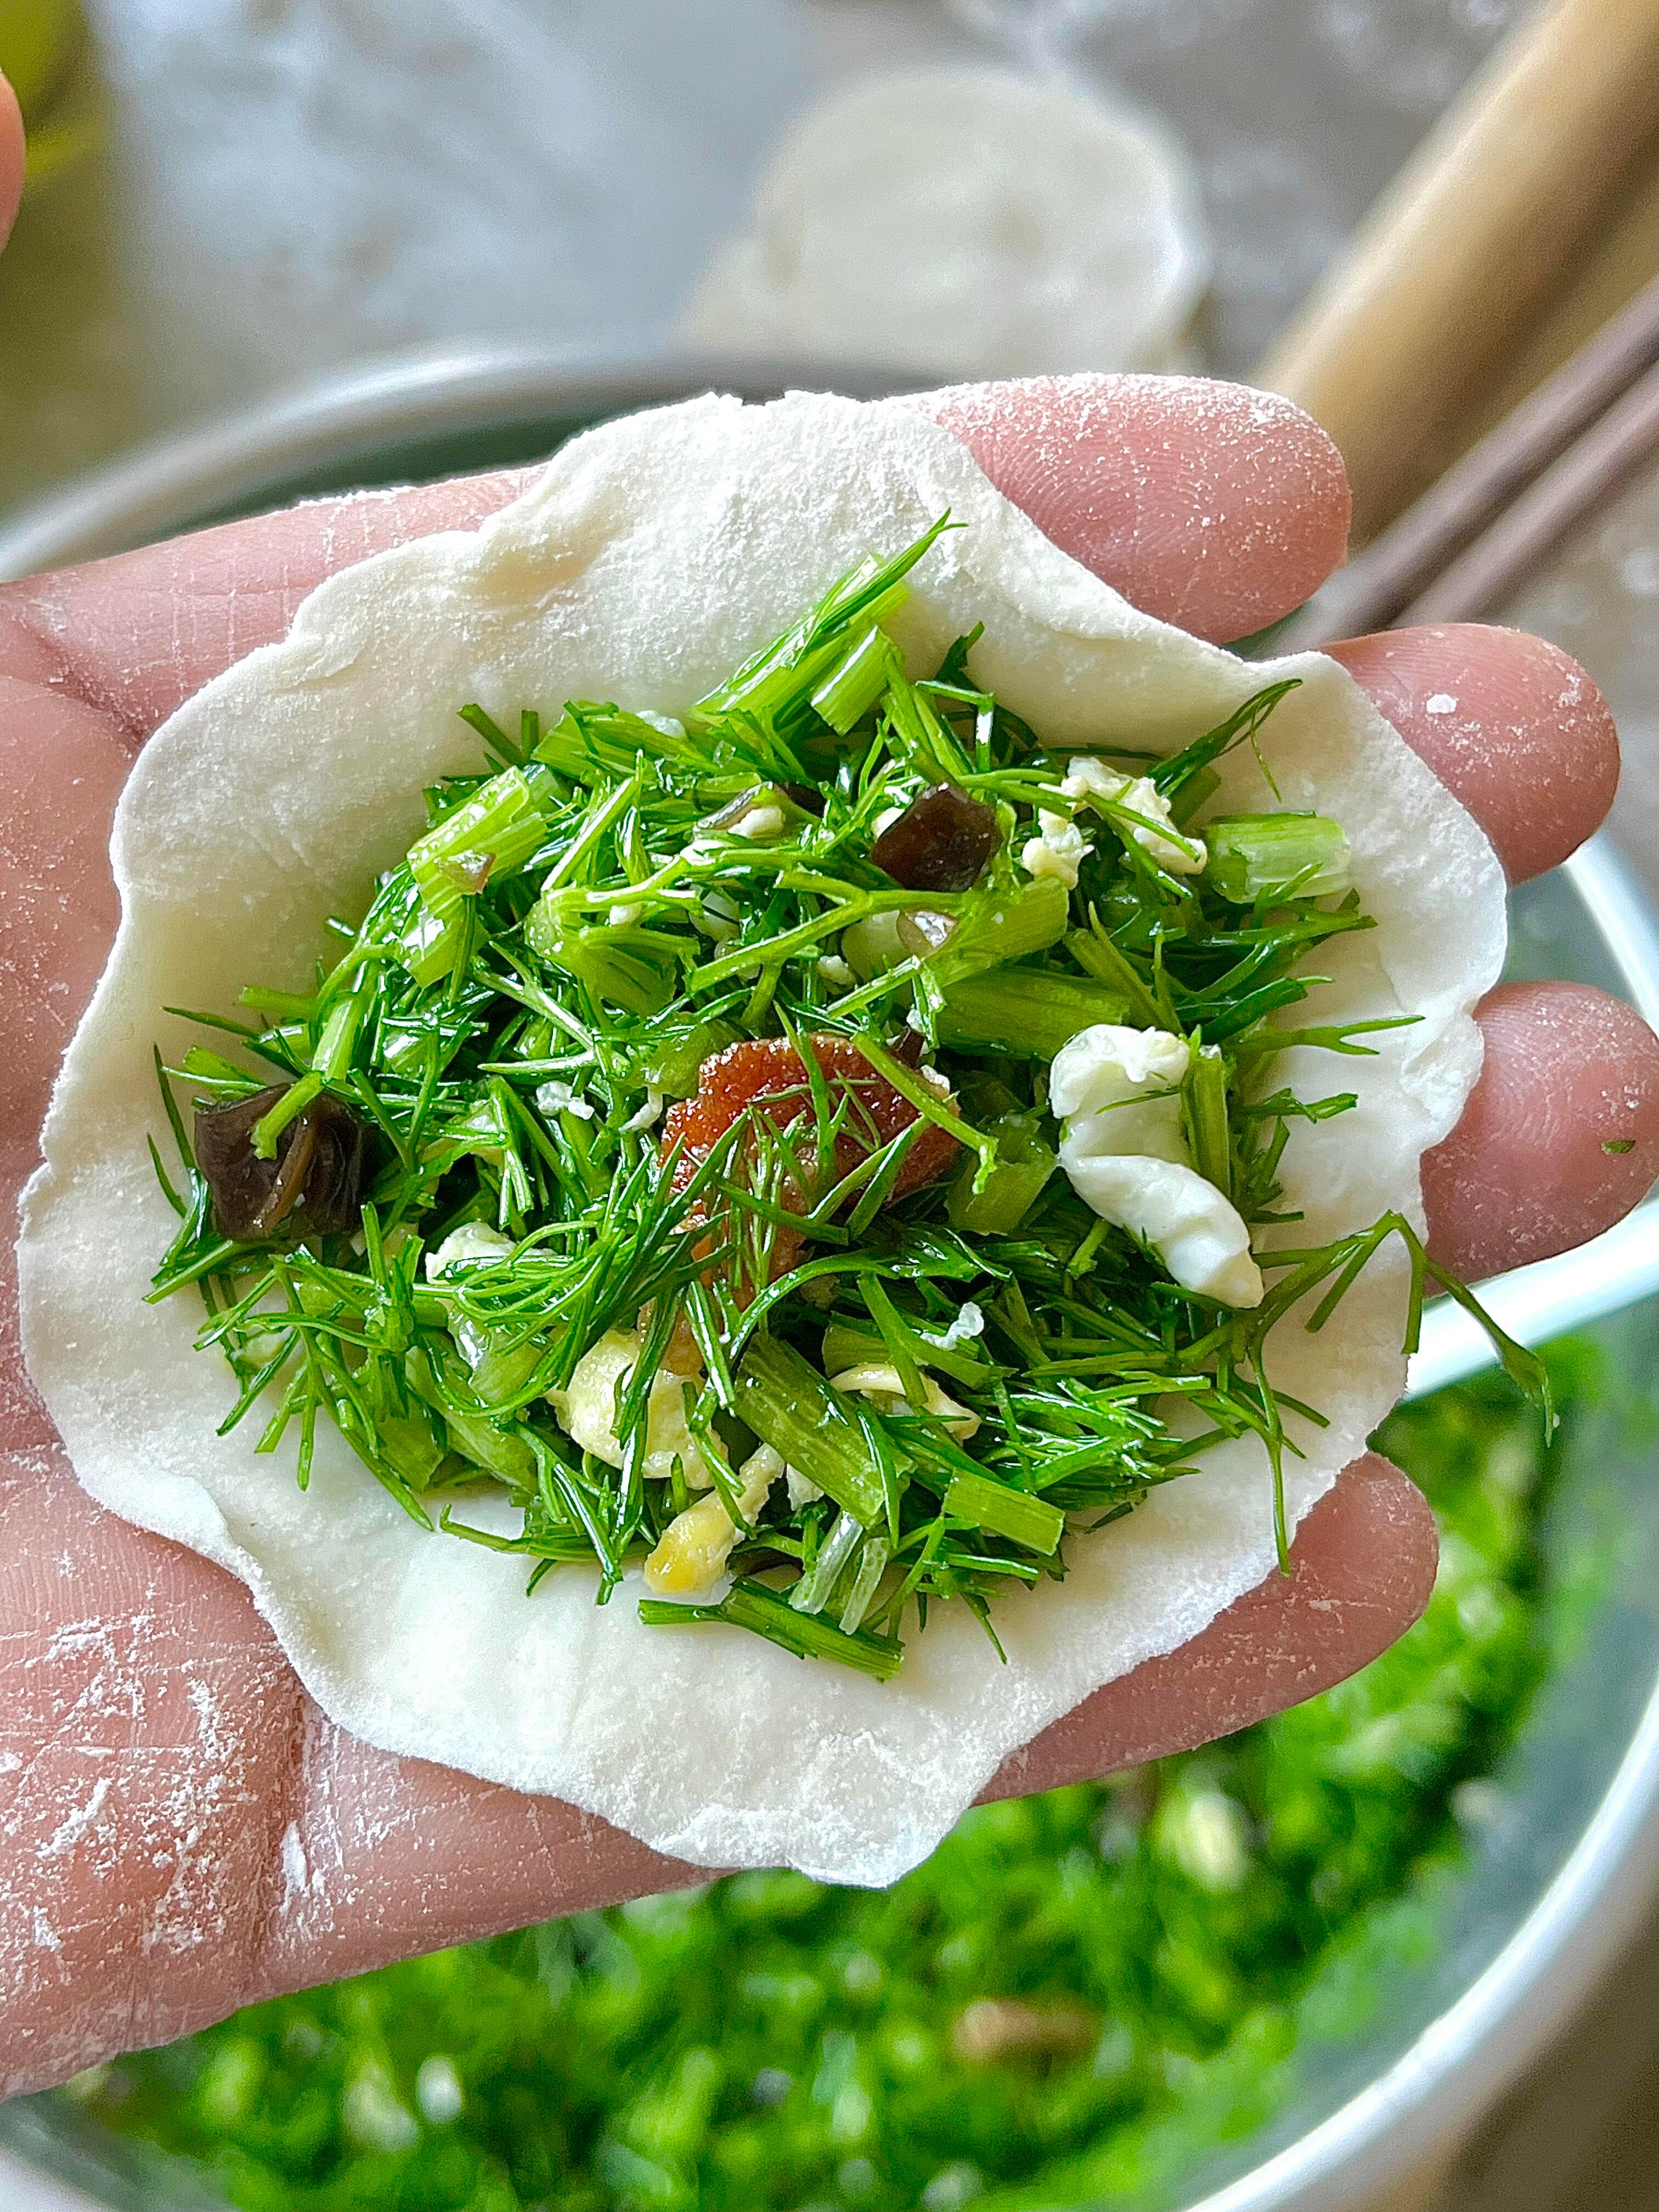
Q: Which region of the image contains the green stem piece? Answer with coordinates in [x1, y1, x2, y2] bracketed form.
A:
[942, 1466, 1064, 1555]
[733, 1335, 889, 1527]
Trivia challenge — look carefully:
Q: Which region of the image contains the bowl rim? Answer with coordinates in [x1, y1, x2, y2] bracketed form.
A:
[0, 342, 900, 580]
[1203, 919, 1659, 2209]
[3, 343, 1658, 2212]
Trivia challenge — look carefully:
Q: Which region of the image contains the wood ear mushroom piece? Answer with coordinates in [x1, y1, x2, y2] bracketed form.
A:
[870, 784, 1000, 893]
[194, 1087, 367, 1241]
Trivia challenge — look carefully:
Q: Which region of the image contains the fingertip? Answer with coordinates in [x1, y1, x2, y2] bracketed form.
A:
[985, 1455, 1435, 1799]
[1328, 625, 1619, 882]
[1425, 981, 1659, 1279]
[1296, 1454, 1440, 1632]
[920, 373, 1351, 645]
[0, 72, 22, 252]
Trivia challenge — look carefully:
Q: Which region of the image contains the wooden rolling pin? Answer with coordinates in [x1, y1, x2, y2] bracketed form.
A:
[1455, 154, 1659, 455]
[1257, 0, 1659, 545]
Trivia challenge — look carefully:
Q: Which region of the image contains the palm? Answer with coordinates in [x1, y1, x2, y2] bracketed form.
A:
[2, 377, 1653, 2095]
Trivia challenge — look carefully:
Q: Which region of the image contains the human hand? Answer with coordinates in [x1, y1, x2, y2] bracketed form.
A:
[3, 374, 1655, 2095]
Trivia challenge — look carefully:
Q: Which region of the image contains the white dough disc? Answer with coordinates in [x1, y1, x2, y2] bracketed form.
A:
[18, 391, 1503, 1886]
[679, 66, 1210, 380]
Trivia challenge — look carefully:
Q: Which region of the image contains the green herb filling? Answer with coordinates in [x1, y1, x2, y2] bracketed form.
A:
[149, 520, 1544, 1671]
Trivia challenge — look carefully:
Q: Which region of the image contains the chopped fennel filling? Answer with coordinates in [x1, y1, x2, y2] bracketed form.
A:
[149, 516, 1546, 1677]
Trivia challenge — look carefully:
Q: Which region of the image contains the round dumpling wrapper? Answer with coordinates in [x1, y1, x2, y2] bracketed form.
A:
[18, 391, 1504, 1887]
[678, 67, 1210, 380]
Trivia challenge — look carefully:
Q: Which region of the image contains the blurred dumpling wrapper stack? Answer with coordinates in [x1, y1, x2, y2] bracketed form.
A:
[679, 65, 1210, 381]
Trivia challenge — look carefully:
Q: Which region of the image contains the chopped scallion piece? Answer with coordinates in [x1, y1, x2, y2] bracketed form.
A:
[640, 1578, 904, 1680]
[789, 1509, 864, 1615]
[942, 1468, 1064, 1555]
[945, 1115, 1056, 1235]
[838, 1534, 891, 1633]
[734, 1337, 888, 1528]
[811, 626, 897, 735]
[935, 969, 1128, 1059]
[1205, 814, 1352, 903]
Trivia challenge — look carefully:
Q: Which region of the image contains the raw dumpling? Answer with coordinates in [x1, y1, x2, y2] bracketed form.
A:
[19, 391, 1502, 1885]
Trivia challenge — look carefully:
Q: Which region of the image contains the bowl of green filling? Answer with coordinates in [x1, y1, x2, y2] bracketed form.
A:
[3, 353, 1659, 2212]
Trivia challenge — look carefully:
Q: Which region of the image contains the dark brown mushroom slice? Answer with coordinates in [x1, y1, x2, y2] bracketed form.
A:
[777, 780, 827, 819]
[868, 783, 1000, 893]
[194, 1086, 368, 1242]
[288, 1096, 369, 1236]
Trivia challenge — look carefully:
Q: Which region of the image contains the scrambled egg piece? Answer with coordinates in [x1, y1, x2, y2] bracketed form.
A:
[1020, 756, 1206, 887]
[424, 1221, 515, 1277]
[549, 1327, 713, 1486]
[644, 1443, 783, 1602]
[1051, 1023, 1262, 1308]
[828, 1361, 980, 1441]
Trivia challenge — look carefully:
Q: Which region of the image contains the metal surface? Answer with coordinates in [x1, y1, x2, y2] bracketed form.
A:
[0, 1, 1529, 517]
[1203, 1677, 1659, 2212]
[3, 351, 1658, 2212]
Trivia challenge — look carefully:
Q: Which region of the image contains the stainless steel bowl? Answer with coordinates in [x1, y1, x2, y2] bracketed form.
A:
[4, 349, 1659, 2212]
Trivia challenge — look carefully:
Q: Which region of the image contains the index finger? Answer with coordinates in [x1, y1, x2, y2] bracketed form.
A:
[0, 376, 1350, 738]
[919, 374, 1351, 644]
